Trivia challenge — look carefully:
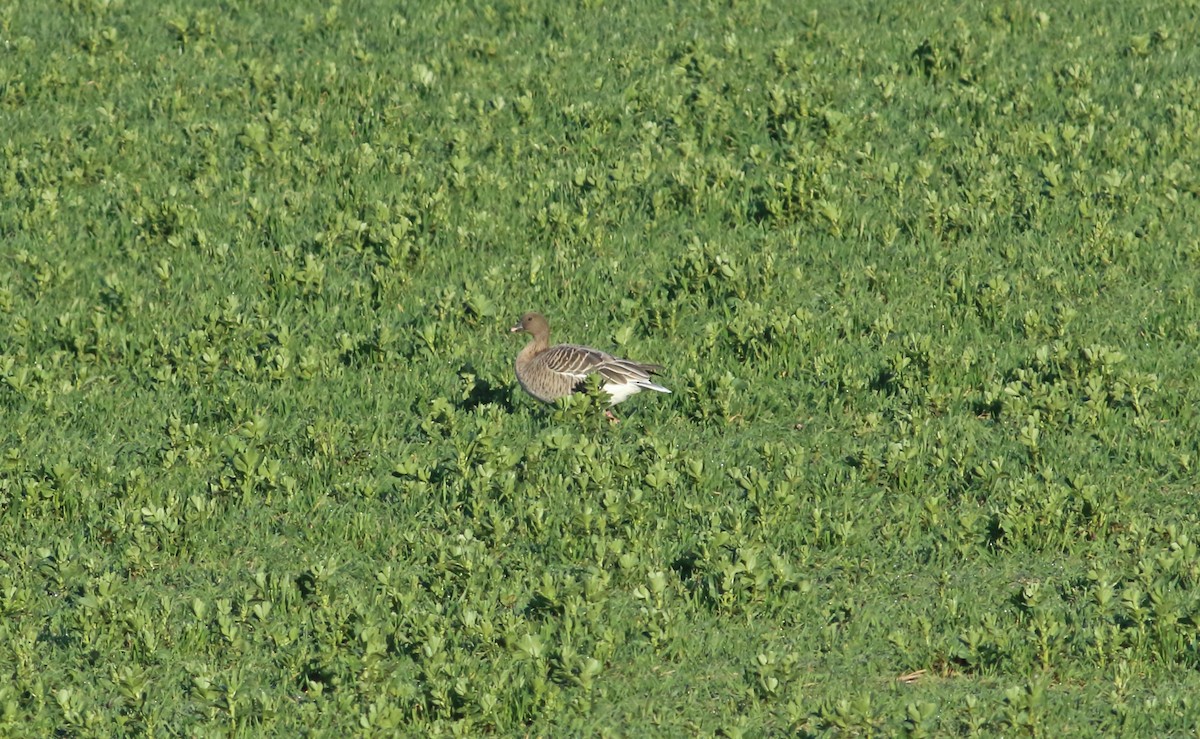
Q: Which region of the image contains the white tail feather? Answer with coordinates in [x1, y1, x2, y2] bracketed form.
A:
[603, 380, 671, 405]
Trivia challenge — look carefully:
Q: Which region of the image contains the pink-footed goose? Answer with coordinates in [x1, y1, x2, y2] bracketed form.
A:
[510, 312, 670, 412]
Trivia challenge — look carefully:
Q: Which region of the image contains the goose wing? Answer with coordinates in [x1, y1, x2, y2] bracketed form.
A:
[537, 344, 614, 385]
[540, 344, 664, 388]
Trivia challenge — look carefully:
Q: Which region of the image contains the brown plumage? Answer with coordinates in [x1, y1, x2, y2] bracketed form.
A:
[509, 312, 670, 406]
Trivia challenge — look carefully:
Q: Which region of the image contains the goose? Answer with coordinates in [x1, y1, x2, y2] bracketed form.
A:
[510, 312, 670, 412]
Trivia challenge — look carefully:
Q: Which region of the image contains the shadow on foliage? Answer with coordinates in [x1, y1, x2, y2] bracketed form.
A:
[523, 592, 564, 620]
[669, 551, 702, 593]
[456, 364, 514, 414]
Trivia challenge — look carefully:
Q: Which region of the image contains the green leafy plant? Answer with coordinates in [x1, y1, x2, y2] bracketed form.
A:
[2, 0, 1199, 734]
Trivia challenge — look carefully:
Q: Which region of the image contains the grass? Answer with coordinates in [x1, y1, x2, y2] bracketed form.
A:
[3, 0, 1200, 734]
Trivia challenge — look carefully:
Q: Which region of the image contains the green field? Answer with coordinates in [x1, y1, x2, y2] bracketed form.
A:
[4, 0, 1200, 734]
